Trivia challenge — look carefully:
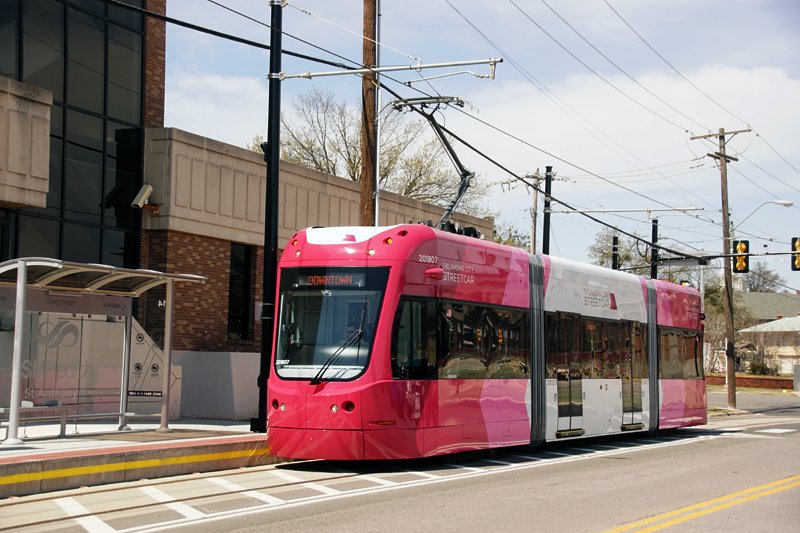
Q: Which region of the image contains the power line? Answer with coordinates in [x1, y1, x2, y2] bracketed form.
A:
[739, 154, 800, 194]
[106, 0, 350, 68]
[507, 0, 692, 133]
[444, 0, 719, 214]
[757, 135, 800, 177]
[601, 0, 748, 129]
[424, 118, 707, 261]
[536, 0, 709, 132]
[602, 0, 800, 181]
[285, 1, 422, 64]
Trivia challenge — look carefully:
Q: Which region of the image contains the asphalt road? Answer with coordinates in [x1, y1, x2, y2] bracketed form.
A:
[4, 394, 798, 533]
[708, 389, 800, 415]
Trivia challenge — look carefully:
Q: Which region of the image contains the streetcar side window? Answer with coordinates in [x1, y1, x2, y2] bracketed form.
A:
[545, 313, 558, 378]
[658, 328, 704, 380]
[440, 301, 529, 379]
[391, 298, 437, 379]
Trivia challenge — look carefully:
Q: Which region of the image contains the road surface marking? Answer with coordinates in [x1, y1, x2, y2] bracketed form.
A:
[207, 477, 286, 505]
[754, 428, 796, 434]
[55, 497, 116, 533]
[270, 469, 341, 494]
[139, 486, 205, 519]
[607, 473, 800, 532]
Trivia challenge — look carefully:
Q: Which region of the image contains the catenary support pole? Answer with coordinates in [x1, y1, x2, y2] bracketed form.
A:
[542, 166, 553, 255]
[612, 236, 619, 270]
[254, 0, 283, 433]
[650, 218, 659, 279]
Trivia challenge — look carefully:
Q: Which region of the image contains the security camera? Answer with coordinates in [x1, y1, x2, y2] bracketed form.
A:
[131, 184, 153, 208]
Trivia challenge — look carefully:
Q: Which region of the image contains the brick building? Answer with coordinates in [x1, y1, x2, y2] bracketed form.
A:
[0, 1, 493, 418]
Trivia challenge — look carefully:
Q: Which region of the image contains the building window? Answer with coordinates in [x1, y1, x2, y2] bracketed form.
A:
[0, 1, 18, 78]
[9, 0, 145, 268]
[228, 243, 253, 341]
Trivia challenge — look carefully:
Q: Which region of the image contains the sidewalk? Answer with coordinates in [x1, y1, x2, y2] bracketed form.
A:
[0, 418, 276, 499]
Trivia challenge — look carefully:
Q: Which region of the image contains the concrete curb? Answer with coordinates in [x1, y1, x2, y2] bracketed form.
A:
[0, 435, 276, 499]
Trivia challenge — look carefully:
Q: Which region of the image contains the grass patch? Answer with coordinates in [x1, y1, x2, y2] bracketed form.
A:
[706, 384, 797, 396]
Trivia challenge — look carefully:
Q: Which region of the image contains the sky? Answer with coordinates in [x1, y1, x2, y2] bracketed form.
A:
[162, 0, 800, 292]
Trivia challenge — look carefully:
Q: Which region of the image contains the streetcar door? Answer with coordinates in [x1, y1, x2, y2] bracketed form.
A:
[556, 313, 584, 436]
[620, 321, 644, 430]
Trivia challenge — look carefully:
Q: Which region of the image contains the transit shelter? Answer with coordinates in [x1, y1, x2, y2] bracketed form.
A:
[0, 258, 205, 445]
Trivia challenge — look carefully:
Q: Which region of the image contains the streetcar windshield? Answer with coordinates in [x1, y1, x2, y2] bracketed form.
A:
[274, 267, 389, 381]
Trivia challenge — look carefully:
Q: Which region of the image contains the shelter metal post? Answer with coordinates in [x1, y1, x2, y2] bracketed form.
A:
[2, 260, 26, 446]
[118, 314, 132, 431]
[157, 279, 174, 432]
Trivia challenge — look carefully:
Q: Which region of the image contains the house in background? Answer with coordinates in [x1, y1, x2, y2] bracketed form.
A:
[738, 316, 800, 374]
[736, 291, 800, 325]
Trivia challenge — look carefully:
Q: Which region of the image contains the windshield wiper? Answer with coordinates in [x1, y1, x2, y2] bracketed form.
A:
[309, 327, 363, 385]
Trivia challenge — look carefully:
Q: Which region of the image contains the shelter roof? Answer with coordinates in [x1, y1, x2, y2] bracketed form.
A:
[0, 257, 205, 297]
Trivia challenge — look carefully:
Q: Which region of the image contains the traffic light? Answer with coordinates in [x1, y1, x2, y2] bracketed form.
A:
[792, 237, 800, 271]
[732, 239, 749, 273]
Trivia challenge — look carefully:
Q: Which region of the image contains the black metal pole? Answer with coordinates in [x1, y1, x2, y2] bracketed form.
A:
[612, 235, 619, 270]
[252, 0, 282, 433]
[542, 165, 553, 255]
[650, 218, 659, 280]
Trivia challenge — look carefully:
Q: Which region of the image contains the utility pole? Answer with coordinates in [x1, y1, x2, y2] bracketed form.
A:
[521, 170, 544, 253]
[691, 127, 751, 410]
[530, 177, 539, 253]
[360, 0, 377, 226]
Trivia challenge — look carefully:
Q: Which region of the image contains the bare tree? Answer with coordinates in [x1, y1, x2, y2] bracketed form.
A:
[250, 88, 489, 216]
[742, 261, 784, 292]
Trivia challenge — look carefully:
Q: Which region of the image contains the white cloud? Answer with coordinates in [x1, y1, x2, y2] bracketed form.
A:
[165, 71, 269, 148]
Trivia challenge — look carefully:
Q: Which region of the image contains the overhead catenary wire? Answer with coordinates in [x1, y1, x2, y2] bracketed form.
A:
[444, 0, 720, 215]
[285, 1, 422, 65]
[199, 0, 731, 256]
[121, 0, 788, 267]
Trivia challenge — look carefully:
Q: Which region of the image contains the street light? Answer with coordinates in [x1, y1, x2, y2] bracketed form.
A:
[722, 198, 793, 409]
[732, 200, 793, 231]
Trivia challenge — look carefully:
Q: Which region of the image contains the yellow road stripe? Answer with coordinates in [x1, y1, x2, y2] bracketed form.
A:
[0, 447, 271, 486]
[635, 481, 800, 532]
[607, 473, 800, 532]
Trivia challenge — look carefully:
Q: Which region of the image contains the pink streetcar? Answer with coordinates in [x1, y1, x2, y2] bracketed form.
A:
[266, 224, 706, 460]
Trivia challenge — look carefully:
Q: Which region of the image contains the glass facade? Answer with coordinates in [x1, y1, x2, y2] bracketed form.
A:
[1, 0, 145, 267]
